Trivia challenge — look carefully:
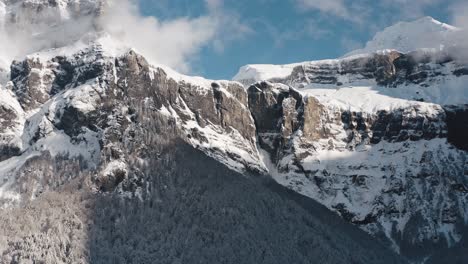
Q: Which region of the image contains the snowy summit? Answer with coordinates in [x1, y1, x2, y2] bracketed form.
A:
[345, 16, 461, 56]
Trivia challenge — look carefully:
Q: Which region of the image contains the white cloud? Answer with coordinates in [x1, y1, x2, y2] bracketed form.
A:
[104, 0, 252, 71]
[102, 0, 217, 72]
[340, 36, 363, 53]
[0, 1, 97, 69]
[202, 0, 253, 54]
[295, 0, 350, 19]
[0, 0, 251, 73]
[293, 0, 370, 24]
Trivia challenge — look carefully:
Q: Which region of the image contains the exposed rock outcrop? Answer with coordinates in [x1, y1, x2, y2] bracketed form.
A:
[1, 47, 265, 205]
[0, 44, 407, 264]
[444, 105, 468, 151]
[244, 63, 468, 262]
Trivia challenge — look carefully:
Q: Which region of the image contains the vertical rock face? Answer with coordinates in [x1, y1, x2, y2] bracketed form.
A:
[0, 46, 409, 264]
[0, 47, 265, 206]
[302, 96, 330, 141]
[236, 51, 468, 104]
[0, 104, 22, 161]
[243, 51, 468, 262]
[247, 82, 288, 133]
[247, 82, 304, 163]
[444, 105, 468, 151]
[285, 51, 402, 87]
[0, 87, 24, 163]
[10, 58, 55, 110]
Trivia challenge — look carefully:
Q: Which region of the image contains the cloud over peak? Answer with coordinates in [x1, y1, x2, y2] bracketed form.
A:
[0, 0, 250, 73]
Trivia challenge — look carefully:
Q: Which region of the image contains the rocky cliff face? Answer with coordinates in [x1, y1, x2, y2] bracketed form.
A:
[0, 45, 266, 204]
[0, 42, 409, 264]
[239, 51, 468, 261]
[238, 50, 468, 97]
[0, 1, 467, 262]
[0, 35, 466, 264]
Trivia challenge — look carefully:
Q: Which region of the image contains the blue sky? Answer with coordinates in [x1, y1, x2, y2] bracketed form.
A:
[137, 0, 461, 80]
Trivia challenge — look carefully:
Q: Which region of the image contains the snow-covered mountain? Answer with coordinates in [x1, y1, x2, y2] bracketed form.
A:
[344, 16, 461, 57]
[234, 17, 464, 86]
[234, 18, 468, 262]
[0, 1, 466, 263]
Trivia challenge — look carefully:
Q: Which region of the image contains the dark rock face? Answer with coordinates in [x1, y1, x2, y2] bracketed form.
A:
[247, 81, 447, 153]
[247, 82, 287, 133]
[282, 52, 400, 87]
[0, 144, 21, 162]
[247, 82, 303, 159]
[358, 108, 446, 144]
[445, 105, 468, 151]
[248, 87, 280, 155]
[453, 68, 468, 77]
[114, 51, 255, 143]
[246, 77, 467, 262]
[0, 104, 21, 161]
[1, 48, 264, 203]
[111, 51, 261, 172]
[10, 58, 55, 110]
[10, 50, 109, 110]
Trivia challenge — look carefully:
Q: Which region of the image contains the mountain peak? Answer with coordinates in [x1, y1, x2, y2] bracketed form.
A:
[414, 16, 445, 24]
[345, 16, 460, 57]
[405, 16, 458, 31]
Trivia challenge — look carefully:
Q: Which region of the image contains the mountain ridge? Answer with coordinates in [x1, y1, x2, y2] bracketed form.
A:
[0, 46, 406, 264]
[0, 1, 467, 263]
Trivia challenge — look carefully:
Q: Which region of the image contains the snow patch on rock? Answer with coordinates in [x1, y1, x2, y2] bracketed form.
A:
[233, 64, 301, 86]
